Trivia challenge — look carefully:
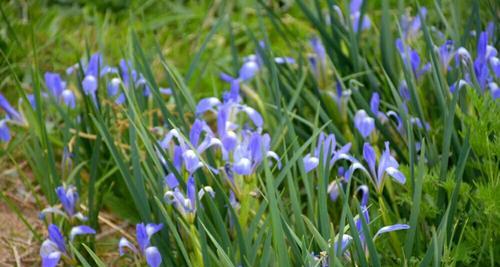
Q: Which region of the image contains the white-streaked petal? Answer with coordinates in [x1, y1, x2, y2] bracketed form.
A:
[373, 224, 410, 240]
[69, 225, 96, 241]
[118, 237, 137, 256]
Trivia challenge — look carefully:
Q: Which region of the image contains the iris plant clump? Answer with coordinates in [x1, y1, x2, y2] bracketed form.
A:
[0, 0, 498, 266]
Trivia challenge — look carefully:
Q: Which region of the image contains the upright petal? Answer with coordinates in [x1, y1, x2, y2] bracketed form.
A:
[362, 143, 377, 177]
[350, 0, 363, 14]
[136, 223, 149, 251]
[370, 92, 380, 115]
[186, 177, 197, 211]
[85, 53, 102, 77]
[48, 224, 66, 253]
[44, 72, 65, 98]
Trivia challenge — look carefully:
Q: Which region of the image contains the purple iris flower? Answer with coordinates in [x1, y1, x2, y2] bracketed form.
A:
[43, 73, 77, 108]
[219, 46, 294, 100]
[356, 186, 409, 240]
[341, 185, 410, 254]
[345, 142, 406, 191]
[196, 97, 264, 154]
[159, 120, 222, 179]
[370, 92, 389, 123]
[309, 37, 327, 78]
[40, 224, 95, 267]
[303, 133, 352, 173]
[40, 185, 87, 221]
[488, 82, 500, 99]
[400, 7, 427, 40]
[349, 0, 371, 32]
[473, 31, 498, 92]
[436, 40, 456, 73]
[44, 73, 66, 98]
[119, 223, 163, 267]
[396, 39, 431, 80]
[164, 176, 214, 220]
[232, 131, 280, 175]
[354, 110, 375, 138]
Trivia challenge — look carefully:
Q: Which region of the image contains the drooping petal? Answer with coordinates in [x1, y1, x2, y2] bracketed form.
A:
[0, 94, 23, 122]
[222, 131, 238, 152]
[233, 157, 252, 175]
[489, 82, 500, 99]
[69, 225, 96, 241]
[356, 185, 369, 207]
[327, 180, 341, 201]
[333, 234, 353, 253]
[145, 224, 163, 239]
[144, 246, 162, 267]
[41, 251, 62, 267]
[303, 154, 319, 173]
[39, 207, 67, 219]
[266, 151, 282, 169]
[82, 75, 98, 95]
[354, 110, 375, 138]
[196, 97, 221, 115]
[60, 89, 76, 108]
[40, 239, 60, 258]
[239, 105, 263, 128]
[198, 186, 215, 199]
[107, 78, 121, 97]
[385, 167, 406, 184]
[183, 149, 203, 174]
[118, 237, 137, 256]
[239, 60, 260, 81]
[373, 224, 410, 240]
[344, 161, 371, 182]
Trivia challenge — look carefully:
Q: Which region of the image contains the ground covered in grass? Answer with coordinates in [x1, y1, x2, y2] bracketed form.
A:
[0, 0, 499, 266]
